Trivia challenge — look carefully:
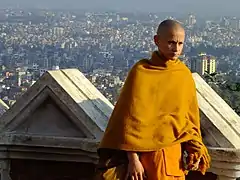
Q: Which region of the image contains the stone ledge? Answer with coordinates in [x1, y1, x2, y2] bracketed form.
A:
[208, 147, 240, 162]
[0, 133, 99, 152]
[208, 147, 240, 179]
[0, 133, 99, 163]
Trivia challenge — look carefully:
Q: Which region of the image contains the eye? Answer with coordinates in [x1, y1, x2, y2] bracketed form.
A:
[168, 41, 183, 45]
[168, 41, 176, 44]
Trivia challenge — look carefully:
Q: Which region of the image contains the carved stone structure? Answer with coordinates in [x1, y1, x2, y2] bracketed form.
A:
[0, 69, 239, 180]
[0, 99, 9, 117]
[207, 147, 240, 180]
[0, 69, 112, 180]
[192, 73, 240, 180]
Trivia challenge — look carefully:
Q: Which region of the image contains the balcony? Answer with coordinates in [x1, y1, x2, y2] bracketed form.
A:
[0, 69, 239, 179]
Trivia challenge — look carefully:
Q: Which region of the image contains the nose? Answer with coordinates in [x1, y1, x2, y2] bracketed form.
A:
[172, 43, 179, 52]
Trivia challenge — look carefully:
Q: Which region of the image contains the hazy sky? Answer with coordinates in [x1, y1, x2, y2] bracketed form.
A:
[0, 0, 239, 16]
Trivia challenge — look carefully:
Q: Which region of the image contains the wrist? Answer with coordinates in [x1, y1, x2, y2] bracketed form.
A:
[127, 152, 139, 162]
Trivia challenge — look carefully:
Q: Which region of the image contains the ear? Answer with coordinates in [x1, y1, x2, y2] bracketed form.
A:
[154, 35, 159, 46]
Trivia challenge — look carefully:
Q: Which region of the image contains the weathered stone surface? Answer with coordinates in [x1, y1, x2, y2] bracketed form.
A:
[0, 69, 113, 169]
[206, 147, 240, 180]
[193, 73, 240, 148]
[191, 73, 240, 180]
[0, 99, 9, 117]
[0, 69, 112, 146]
[14, 98, 87, 138]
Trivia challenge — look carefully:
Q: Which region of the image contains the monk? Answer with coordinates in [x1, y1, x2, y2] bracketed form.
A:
[95, 19, 210, 180]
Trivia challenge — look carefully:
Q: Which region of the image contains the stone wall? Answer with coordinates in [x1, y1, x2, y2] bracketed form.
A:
[10, 159, 95, 180]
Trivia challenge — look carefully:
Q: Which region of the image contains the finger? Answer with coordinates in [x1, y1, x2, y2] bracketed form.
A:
[191, 166, 197, 171]
[192, 166, 198, 171]
[131, 175, 136, 180]
[134, 173, 139, 180]
[138, 173, 143, 180]
[196, 158, 201, 164]
[193, 159, 201, 169]
[191, 163, 199, 171]
[124, 172, 129, 180]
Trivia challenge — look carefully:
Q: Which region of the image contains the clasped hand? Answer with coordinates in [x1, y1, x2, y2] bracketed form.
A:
[125, 158, 146, 180]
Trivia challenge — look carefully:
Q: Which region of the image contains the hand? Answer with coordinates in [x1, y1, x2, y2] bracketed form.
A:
[187, 153, 201, 171]
[191, 157, 201, 171]
[125, 157, 145, 180]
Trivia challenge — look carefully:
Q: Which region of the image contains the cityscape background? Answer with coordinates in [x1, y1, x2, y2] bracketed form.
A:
[0, 1, 240, 115]
[1, 0, 240, 16]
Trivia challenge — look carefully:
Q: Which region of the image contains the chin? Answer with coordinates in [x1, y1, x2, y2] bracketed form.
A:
[169, 56, 179, 60]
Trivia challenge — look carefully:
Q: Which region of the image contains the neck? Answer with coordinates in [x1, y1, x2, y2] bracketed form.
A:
[149, 51, 179, 69]
[156, 51, 169, 62]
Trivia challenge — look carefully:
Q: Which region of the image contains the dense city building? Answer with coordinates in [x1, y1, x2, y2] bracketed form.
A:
[0, 10, 238, 106]
[190, 53, 217, 75]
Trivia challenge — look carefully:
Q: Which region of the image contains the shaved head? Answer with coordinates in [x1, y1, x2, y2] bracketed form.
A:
[157, 19, 184, 35]
[154, 19, 185, 61]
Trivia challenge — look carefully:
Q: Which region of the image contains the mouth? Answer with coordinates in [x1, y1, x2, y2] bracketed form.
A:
[170, 53, 179, 57]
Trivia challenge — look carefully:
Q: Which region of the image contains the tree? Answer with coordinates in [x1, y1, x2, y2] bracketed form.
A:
[203, 73, 240, 116]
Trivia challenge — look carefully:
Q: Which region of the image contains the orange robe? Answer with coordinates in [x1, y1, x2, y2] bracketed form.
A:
[95, 51, 210, 180]
[95, 144, 184, 180]
[140, 144, 185, 180]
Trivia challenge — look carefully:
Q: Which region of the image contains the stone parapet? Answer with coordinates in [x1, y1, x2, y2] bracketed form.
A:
[208, 147, 240, 180]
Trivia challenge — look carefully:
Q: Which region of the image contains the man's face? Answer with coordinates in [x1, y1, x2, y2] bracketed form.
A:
[154, 29, 185, 60]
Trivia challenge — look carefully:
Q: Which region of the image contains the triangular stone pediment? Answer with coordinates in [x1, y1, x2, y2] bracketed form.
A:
[0, 69, 113, 149]
[193, 73, 240, 148]
[13, 96, 86, 138]
[0, 99, 9, 117]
